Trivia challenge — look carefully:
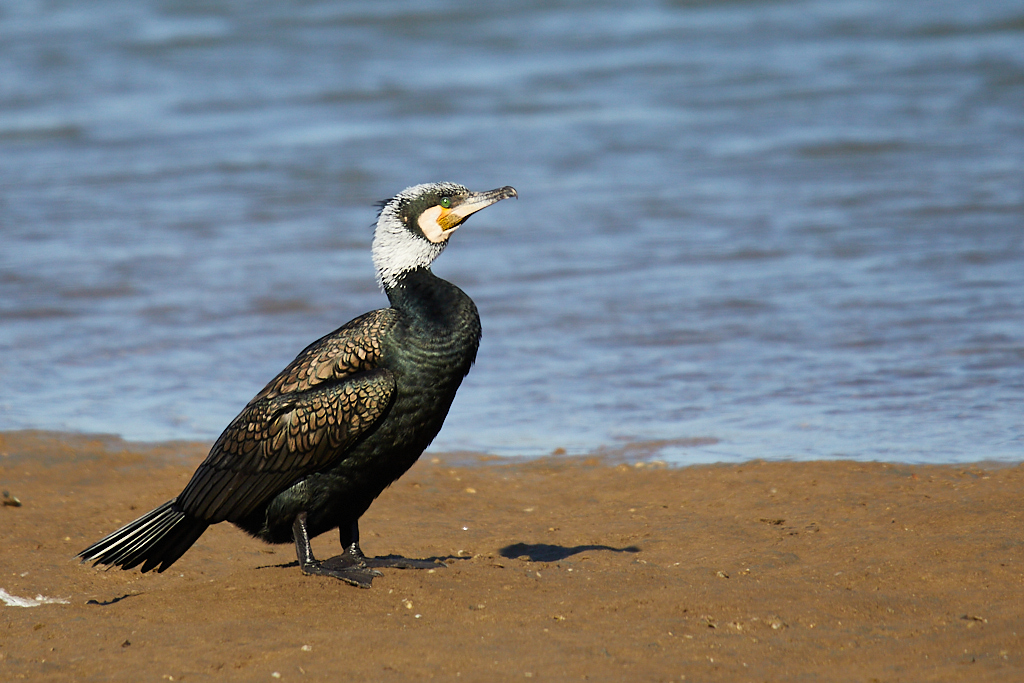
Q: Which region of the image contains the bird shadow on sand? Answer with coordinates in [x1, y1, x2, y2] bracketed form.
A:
[499, 542, 640, 562]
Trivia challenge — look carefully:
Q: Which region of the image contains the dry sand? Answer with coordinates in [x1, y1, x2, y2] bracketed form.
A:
[1, 430, 1021, 681]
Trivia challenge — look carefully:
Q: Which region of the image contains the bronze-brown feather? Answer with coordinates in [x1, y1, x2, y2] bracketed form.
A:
[175, 310, 399, 523]
[252, 309, 395, 402]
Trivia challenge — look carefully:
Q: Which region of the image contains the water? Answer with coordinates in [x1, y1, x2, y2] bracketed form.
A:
[1, 0, 1022, 465]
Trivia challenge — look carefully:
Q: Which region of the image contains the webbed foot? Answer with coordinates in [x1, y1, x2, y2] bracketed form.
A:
[299, 556, 380, 589]
[293, 513, 381, 588]
[322, 519, 446, 582]
[344, 539, 447, 569]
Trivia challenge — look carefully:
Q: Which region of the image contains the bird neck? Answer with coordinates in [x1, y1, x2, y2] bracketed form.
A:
[384, 267, 476, 331]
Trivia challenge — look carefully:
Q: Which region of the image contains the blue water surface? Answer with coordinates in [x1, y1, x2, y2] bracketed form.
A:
[1, 0, 1022, 464]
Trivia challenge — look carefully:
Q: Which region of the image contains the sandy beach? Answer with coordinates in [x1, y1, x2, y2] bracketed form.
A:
[1, 430, 1021, 681]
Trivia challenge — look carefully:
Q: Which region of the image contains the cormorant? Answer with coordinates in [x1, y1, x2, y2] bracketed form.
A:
[79, 182, 517, 588]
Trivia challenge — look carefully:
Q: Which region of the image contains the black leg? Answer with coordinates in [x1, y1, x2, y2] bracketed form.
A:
[340, 519, 447, 570]
[292, 513, 378, 588]
[338, 520, 365, 562]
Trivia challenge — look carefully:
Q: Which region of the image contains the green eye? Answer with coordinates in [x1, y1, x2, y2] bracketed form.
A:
[440, 197, 451, 209]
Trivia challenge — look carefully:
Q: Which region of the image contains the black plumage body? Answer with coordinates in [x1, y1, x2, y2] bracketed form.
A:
[79, 182, 515, 584]
[238, 268, 481, 543]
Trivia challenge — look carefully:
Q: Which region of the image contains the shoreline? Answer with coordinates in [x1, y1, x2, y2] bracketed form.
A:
[2, 430, 1021, 681]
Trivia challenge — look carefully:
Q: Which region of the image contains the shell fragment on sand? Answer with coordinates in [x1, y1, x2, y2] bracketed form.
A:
[0, 588, 70, 608]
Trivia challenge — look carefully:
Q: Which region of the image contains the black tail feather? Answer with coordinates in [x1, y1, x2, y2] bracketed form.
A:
[78, 499, 209, 573]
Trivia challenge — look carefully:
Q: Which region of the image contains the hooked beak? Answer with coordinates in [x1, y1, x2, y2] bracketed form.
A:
[438, 186, 518, 231]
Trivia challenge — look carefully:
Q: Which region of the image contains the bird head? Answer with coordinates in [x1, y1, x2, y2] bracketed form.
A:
[373, 182, 517, 289]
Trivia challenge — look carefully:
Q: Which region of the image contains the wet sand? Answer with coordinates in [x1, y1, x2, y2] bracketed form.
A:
[1, 430, 1021, 681]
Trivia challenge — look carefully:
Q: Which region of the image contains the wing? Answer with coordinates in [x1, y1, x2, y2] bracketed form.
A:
[251, 308, 396, 403]
[177, 309, 398, 523]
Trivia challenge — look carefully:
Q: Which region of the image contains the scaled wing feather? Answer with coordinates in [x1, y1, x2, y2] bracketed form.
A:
[176, 311, 398, 523]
